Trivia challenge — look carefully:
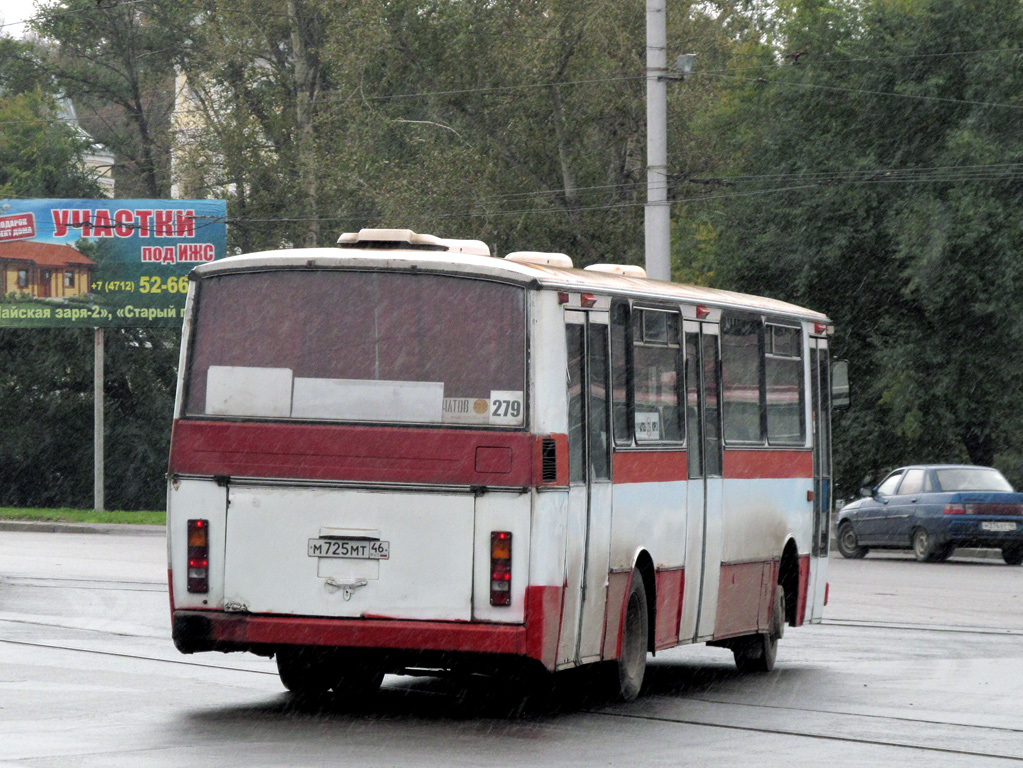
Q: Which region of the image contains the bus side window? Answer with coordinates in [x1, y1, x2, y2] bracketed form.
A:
[721, 315, 765, 444]
[632, 308, 683, 443]
[610, 301, 632, 445]
[765, 324, 806, 444]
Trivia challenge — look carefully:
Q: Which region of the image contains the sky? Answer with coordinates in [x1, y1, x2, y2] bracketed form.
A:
[1, 0, 40, 39]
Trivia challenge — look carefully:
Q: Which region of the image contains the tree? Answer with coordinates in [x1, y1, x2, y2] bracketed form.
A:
[0, 62, 178, 510]
[692, 0, 1023, 490]
[27, 0, 181, 197]
[0, 88, 102, 198]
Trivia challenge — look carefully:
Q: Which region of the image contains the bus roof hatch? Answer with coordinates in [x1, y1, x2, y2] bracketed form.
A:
[337, 228, 490, 257]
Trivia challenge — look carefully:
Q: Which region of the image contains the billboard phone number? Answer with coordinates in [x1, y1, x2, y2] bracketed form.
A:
[90, 276, 190, 294]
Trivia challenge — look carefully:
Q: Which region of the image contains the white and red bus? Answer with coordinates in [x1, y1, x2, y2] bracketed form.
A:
[167, 228, 839, 701]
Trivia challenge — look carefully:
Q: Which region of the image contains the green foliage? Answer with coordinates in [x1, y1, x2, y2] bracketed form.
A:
[11, 0, 1023, 506]
[0, 89, 102, 198]
[694, 0, 1023, 491]
[0, 329, 93, 508]
[0, 328, 178, 511]
[27, 0, 182, 197]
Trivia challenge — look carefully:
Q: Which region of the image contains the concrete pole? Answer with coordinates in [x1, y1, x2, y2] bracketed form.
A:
[645, 0, 671, 282]
[94, 327, 104, 512]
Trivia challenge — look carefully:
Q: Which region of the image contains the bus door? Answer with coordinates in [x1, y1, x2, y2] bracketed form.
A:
[808, 336, 832, 622]
[680, 321, 724, 642]
[558, 310, 613, 666]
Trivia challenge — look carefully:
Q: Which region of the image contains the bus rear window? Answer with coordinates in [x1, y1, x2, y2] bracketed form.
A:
[184, 270, 526, 427]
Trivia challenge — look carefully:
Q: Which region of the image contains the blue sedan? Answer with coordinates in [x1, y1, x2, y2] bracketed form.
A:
[836, 465, 1023, 565]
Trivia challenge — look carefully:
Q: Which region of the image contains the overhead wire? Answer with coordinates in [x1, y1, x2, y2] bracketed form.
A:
[4, 3, 1023, 225]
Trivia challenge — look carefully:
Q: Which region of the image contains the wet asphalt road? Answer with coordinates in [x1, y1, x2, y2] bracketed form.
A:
[1, 529, 1021, 767]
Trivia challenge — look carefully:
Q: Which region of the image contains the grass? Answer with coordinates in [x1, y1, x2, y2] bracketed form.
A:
[0, 507, 165, 526]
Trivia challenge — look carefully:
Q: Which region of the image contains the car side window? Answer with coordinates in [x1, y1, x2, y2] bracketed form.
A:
[898, 468, 925, 495]
[876, 471, 903, 496]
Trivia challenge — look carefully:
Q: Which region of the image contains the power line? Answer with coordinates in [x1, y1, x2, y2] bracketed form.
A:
[699, 71, 1023, 111]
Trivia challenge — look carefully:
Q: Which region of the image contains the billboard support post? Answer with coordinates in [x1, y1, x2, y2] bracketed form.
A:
[94, 327, 104, 512]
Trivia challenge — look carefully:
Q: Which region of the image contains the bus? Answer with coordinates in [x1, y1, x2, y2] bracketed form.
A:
[167, 228, 840, 702]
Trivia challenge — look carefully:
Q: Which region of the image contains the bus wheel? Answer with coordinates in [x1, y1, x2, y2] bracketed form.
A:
[734, 587, 784, 674]
[276, 647, 335, 696]
[615, 570, 649, 702]
[330, 654, 384, 697]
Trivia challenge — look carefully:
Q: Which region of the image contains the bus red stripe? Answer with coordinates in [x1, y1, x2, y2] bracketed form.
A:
[206, 612, 528, 655]
[613, 451, 687, 484]
[797, 555, 810, 626]
[654, 568, 684, 650]
[724, 450, 813, 479]
[169, 419, 546, 487]
[525, 585, 564, 670]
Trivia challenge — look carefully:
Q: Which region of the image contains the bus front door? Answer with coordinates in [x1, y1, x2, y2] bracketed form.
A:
[558, 310, 613, 667]
[680, 321, 724, 643]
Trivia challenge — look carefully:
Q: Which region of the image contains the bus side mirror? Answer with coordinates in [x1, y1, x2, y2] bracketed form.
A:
[831, 359, 850, 410]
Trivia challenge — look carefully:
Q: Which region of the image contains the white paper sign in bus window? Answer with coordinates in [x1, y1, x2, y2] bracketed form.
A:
[635, 410, 661, 441]
[489, 391, 524, 426]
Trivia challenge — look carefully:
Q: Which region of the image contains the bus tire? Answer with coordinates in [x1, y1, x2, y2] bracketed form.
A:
[733, 587, 784, 674]
[330, 655, 384, 697]
[276, 647, 334, 696]
[615, 570, 649, 702]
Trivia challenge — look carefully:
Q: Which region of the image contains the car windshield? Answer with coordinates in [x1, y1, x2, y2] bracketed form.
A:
[184, 270, 527, 427]
[934, 467, 1014, 493]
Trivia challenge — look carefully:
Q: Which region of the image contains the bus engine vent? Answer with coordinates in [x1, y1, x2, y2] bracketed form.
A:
[541, 438, 557, 483]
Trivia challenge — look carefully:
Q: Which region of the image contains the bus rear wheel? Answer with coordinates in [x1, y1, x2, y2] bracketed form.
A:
[276, 646, 335, 696]
[276, 647, 383, 698]
[733, 587, 785, 673]
[614, 570, 649, 702]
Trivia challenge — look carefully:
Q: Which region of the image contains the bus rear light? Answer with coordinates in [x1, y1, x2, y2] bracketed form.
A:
[943, 503, 966, 515]
[187, 519, 209, 593]
[490, 531, 512, 606]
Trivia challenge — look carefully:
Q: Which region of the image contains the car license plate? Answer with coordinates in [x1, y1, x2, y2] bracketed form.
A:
[981, 521, 1017, 532]
[308, 537, 390, 560]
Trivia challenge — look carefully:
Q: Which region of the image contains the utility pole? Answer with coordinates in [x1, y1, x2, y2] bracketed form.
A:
[94, 328, 104, 512]
[645, 0, 670, 282]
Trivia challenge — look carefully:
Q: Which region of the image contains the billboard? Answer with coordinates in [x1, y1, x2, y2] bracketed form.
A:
[0, 199, 227, 328]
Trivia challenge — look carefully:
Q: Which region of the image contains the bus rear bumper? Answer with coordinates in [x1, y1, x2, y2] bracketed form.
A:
[173, 585, 563, 669]
[172, 610, 532, 663]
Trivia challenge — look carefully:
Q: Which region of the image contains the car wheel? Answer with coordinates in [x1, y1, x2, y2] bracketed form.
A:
[912, 527, 945, 563]
[837, 522, 868, 559]
[1002, 545, 1023, 566]
[614, 570, 649, 702]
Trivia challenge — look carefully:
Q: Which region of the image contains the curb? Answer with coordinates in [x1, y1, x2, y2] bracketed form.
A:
[0, 520, 165, 536]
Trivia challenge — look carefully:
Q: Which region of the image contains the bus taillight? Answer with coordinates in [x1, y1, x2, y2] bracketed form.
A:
[187, 519, 209, 593]
[490, 531, 512, 606]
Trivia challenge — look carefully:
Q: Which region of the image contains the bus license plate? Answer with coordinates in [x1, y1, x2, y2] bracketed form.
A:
[308, 538, 390, 560]
[981, 522, 1017, 532]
